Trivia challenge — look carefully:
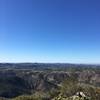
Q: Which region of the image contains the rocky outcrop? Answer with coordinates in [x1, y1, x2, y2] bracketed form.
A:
[52, 92, 90, 100]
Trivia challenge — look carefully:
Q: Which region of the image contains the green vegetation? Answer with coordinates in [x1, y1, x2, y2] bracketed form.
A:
[11, 76, 100, 100]
[0, 63, 100, 100]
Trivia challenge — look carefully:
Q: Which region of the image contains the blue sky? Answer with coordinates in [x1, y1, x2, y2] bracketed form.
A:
[0, 0, 100, 63]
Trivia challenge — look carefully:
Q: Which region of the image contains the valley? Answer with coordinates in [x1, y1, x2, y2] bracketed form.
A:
[0, 63, 100, 100]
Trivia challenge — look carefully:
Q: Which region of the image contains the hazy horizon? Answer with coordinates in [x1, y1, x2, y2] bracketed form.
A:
[0, 61, 100, 65]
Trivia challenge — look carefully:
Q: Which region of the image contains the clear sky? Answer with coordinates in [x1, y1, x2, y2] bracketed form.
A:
[0, 0, 100, 63]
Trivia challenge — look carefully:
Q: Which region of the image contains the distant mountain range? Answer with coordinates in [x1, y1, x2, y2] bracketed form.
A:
[0, 63, 100, 70]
